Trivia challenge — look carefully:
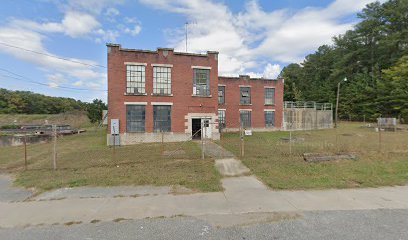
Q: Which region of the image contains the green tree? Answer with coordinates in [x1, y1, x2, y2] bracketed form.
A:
[86, 99, 107, 124]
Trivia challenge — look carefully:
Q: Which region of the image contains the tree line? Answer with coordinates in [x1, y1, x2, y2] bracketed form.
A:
[280, 0, 408, 122]
[0, 88, 106, 123]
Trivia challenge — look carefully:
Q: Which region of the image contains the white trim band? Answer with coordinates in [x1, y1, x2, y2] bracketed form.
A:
[151, 63, 173, 67]
[218, 84, 226, 86]
[124, 62, 147, 66]
[151, 102, 173, 106]
[264, 109, 276, 112]
[264, 86, 276, 89]
[239, 85, 252, 87]
[239, 109, 252, 112]
[124, 102, 147, 105]
[218, 109, 226, 111]
[191, 66, 212, 70]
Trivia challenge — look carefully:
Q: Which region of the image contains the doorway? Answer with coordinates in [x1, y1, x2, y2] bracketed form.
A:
[192, 118, 201, 140]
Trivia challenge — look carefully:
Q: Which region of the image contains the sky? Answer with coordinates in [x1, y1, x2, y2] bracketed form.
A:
[0, 0, 382, 102]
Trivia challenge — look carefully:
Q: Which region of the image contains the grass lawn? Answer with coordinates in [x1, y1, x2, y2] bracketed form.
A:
[0, 112, 92, 129]
[219, 122, 408, 190]
[0, 129, 222, 193]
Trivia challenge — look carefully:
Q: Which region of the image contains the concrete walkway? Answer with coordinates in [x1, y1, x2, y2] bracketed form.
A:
[0, 175, 32, 203]
[201, 140, 250, 177]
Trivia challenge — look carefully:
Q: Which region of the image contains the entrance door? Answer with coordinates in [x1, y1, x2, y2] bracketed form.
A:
[202, 118, 212, 139]
[192, 118, 201, 139]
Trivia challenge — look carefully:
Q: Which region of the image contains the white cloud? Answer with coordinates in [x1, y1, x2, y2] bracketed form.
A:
[47, 73, 67, 87]
[66, 0, 124, 15]
[73, 80, 84, 86]
[124, 25, 142, 36]
[0, 24, 106, 91]
[11, 11, 100, 38]
[140, 0, 381, 77]
[61, 11, 101, 37]
[105, 7, 120, 17]
[263, 63, 281, 79]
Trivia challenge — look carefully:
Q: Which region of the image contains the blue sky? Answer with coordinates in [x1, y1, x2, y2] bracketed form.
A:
[0, 0, 381, 102]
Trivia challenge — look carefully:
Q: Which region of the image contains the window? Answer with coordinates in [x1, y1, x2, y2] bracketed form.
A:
[126, 65, 145, 94]
[265, 111, 275, 128]
[153, 67, 172, 95]
[218, 86, 225, 104]
[153, 105, 171, 132]
[126, 105, 145, 132]
[265, 88, 275, 105]
[240, 111, 251, 128]
[240, 87, 251, 104]
[193, 69, 210, 96]
[218, 110, 226, 130]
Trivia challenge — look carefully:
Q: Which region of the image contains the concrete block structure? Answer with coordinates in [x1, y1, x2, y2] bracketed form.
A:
[107, 43, 284, 145]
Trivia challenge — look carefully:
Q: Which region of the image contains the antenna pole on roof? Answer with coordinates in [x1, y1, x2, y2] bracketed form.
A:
[185, 22, 188, 52]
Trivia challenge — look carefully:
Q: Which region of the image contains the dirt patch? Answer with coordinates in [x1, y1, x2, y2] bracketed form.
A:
[64, 221, 82, 226]
[303, 153, 356, 162]
[170, 185, 196, 195]
[113, 218, 130, 222]
[162, 150, 186, 157]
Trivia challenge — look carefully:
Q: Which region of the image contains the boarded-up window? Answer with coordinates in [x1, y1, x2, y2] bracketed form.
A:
[240, 111, 251, 128]
[126, 105, 145, 132]
[265, 88, 275, 105]
[153, 105, 171, 132]
[265, 111, 275, 128]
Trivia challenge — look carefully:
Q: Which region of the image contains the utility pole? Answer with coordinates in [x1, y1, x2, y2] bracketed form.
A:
[335, 77, 347, 128]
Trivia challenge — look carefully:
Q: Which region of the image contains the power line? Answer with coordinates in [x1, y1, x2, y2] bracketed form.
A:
[0, 42, 107, 69]
[0, 68, 107, 92]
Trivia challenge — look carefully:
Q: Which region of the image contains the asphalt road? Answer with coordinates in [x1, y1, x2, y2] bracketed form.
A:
[1, 209, 407, 240]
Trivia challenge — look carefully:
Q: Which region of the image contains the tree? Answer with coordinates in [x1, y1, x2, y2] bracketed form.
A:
[280, 0, 408, 121]
[86, 99, 107, 124]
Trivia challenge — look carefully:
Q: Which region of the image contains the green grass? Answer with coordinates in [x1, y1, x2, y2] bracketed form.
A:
[0, 129, 222, 193]
[219, 122, 408, 190]
[0, 111, 92, 129]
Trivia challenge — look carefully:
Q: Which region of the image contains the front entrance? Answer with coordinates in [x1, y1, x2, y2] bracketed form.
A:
[191, 118, 212, 140]
[192, 119, 201, 139]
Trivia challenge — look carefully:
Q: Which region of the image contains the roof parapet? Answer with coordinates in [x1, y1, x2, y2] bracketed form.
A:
[107, 43, 217, 58]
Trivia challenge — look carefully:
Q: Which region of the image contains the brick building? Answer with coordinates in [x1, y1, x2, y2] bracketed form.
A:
[107, 44, 283, 145]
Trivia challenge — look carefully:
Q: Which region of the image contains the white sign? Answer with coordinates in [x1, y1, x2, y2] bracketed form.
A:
[111, 119, 119, 135]
[244, 130, 252, 136]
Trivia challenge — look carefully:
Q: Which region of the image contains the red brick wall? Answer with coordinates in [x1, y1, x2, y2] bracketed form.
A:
[218, 76, 284, 129]
[107, 45, 219, 134]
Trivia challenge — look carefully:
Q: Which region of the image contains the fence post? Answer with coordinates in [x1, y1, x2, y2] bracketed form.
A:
[52, 125, 57, 170]
[201, 124, 204, 160]
[24, 134, 27, 171]
[240, 127, 245, 158]
[378, 121, 382, 153]
[289, 129, 292, 156]
[112, 126, 116, 164]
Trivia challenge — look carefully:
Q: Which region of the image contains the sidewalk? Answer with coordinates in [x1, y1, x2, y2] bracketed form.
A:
[1, 142, 408, 228]
[1, 175, 408, 228]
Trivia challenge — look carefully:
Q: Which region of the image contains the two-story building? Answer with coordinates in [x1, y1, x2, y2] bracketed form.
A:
[107, 44, 283, 145]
